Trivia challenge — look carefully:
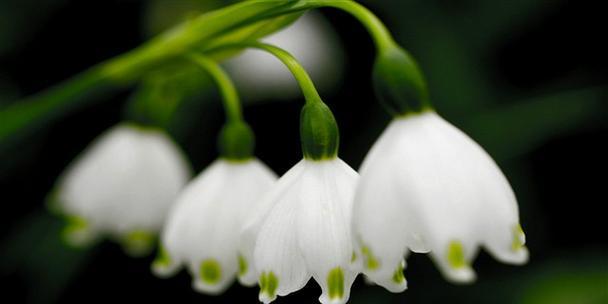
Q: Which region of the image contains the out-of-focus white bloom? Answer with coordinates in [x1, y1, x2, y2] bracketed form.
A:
[52, 123, 191, 256]
[152, 158, 277, 294]
[353, 111, 528, 289]
[240, 159, 359, 304]
[226, 12, 343, 101]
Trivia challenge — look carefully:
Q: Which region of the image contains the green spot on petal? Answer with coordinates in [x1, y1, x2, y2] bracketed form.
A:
[122, 230, 156, 257]
[259, 271, 278, 298]
[447, 241, 467, 269]
[392, 263, 406, 284]
[61, 215, 94, 247]
[153, 245, 172, 268]
[200, 259, 222, 284]
[238, 254, 248, 276]
[512, 224, 526, 252]
[351, 251, 357, 263]
[361, 246, 380, 270]
[327, 267, 345, 300]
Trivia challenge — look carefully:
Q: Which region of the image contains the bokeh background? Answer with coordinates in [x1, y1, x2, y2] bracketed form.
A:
[1, 0, 607, 303]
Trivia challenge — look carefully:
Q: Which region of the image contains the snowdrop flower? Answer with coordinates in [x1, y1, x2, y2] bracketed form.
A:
[152, 157, 276, 294]
[239, 98, 359, 304]
[352, 46, 528, 289]
[51, 123, 191, 255]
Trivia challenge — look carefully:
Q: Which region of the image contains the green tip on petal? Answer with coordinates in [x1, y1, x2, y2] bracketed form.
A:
[153, 245, 172, 268]
[327, 267, 345, 300]
[512, 224, 526, 252]
[392, 263, 406, 284]
[259, 271, 278, 299]
[200, 259, 222, 284]
[447, 241, 468, 269]
[361, 246, 380, 270]
[238, 254, 248, 277]
[60, 215, 99, 248]
[122, 230, 156, 257]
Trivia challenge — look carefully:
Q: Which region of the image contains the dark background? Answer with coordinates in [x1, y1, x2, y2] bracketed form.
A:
[1, 0, 607, 303]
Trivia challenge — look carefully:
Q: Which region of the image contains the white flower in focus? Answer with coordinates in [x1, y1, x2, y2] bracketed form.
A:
[353, 111, 528, 289]
[240, 159, 359, 304]
[52, 123, 191, 256]
[152, 158, 277, 294]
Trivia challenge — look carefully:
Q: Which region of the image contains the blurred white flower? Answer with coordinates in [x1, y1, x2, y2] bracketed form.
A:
[152, 158, 277, 294]
[52, 123, 191, 256]
[240, 159, 359, 304]
[226, 12, 343, 101]
[353, 111, 528, 289]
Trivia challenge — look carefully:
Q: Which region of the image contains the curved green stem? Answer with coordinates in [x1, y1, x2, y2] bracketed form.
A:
[187, 54, 242, 122]
[219, 42, 323, 105]
[305, 0, 396, 52]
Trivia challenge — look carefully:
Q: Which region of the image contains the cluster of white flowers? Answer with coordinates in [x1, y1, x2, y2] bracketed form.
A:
[50, 7, 527, 304]
[53, 111, 528, 304]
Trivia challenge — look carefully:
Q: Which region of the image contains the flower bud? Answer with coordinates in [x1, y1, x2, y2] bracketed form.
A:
[373, 45, 430, 116]
[300, 102, 339, 160]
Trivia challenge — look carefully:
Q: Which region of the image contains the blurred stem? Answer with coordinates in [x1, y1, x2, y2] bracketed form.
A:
[0, 0, 308, 147]
[187, 54, 242, 122]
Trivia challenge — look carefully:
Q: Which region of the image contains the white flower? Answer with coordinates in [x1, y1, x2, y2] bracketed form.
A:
[353, 111, 528, 289]
[152, 158, 277, 295]
[239, 159, 359, 304]
[51, 123, 191, 255]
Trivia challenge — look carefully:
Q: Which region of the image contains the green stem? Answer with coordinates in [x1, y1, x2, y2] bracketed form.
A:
[0, 0, 305, 146]
[219, 42, 323, 105]
[187, 54, 242, 122]
[305, 0, 396, 52]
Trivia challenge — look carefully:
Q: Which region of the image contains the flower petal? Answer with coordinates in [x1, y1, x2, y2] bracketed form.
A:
[239, 160, 306, 286]
[296, 159, 359, 304]
[254, 173, 310, 303]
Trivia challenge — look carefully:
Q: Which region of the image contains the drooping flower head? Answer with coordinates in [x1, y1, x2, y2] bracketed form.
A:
[152, 55, 277, 294]
[240, 98, 360, 304]
[51, 123, 191, 256]
[153, 157, 276, 294]
[352, 45, 528, 290]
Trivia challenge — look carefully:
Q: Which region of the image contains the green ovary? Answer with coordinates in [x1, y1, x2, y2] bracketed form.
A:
[447, 241, 468, 269]
[200, 259, 222, 284]
[259, 272, 278, 298]
[327, 267, 345, 300]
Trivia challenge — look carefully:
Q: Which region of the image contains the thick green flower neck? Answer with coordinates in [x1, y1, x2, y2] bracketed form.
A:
[373, 45, 431, 116]
[218, 121, 255, 161]
[300, 102, 339, 161]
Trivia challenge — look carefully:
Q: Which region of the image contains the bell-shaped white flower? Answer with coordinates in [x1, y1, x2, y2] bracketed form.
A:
[152, 158, 277, 294]
[51, 123, 191, 255]
[353, 111, 528, 289]
[240, 159, 359, 304]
